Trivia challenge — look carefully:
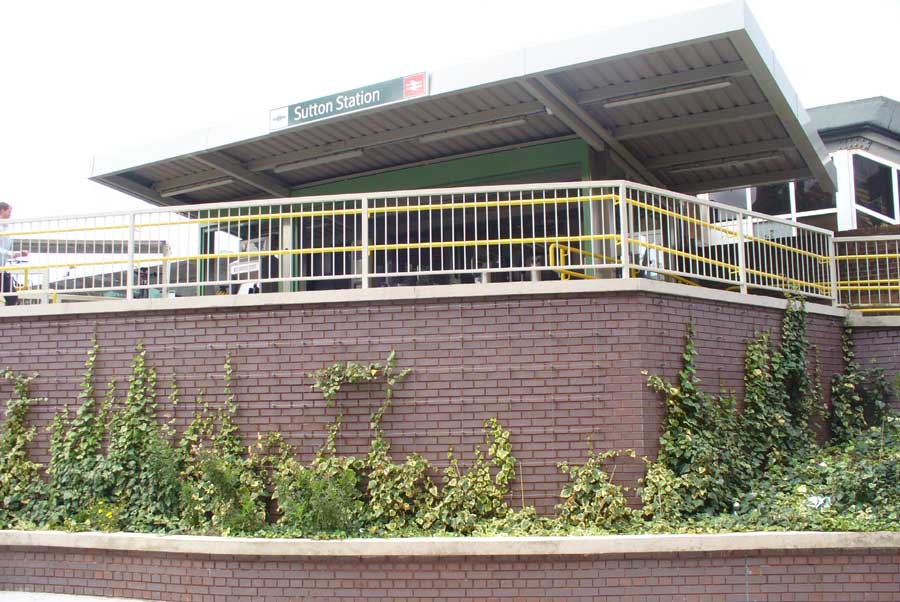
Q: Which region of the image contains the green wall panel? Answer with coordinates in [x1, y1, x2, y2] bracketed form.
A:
[292, 139, 589, 197]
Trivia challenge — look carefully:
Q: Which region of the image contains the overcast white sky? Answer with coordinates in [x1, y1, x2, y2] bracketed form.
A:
[1, 0, 898, 220]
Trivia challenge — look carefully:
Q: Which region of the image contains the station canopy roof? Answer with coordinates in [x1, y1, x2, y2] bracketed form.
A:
[91, 0, 836, 207]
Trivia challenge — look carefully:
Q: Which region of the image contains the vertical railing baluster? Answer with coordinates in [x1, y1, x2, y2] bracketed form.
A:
[829, 234, 838, 306]
[126, 213, 135, 300]
[737, 212, 747, 294]
[361, 197, 369, 289]
[618, 182, 631, 279]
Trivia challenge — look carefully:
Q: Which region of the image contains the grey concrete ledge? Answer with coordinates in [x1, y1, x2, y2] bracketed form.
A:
[0, 278, 848, 319]
[0, 594, 142, 602]
[848, 314, 900, 328]
[1, 530, 897, 558]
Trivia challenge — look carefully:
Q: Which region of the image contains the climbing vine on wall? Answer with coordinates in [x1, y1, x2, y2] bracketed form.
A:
[0, 299, 898, 535]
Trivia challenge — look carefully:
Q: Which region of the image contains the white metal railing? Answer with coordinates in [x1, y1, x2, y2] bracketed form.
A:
[623, 183, 834, 300]
[834, 235, 900, 312]
[0, 181, 837, 305]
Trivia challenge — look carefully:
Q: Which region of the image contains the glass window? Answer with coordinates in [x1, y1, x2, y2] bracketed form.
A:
[853, 154, 895, 219]
[708, 188, 748, 209]
[750, 183, 791, 215]
[856, 210, 891, 230]
[708, 188, 746, 222]
[797, 213, 837, 232]
[795, 179, 836, 212]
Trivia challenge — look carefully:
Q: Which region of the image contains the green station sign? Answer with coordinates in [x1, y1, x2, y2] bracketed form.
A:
[270, 73, 428, 131]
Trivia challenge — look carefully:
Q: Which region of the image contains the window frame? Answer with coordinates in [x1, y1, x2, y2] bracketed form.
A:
[848, 149, 900, 226]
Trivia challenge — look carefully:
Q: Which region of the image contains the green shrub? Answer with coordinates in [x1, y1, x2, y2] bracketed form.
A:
[274, 456, 364, 537]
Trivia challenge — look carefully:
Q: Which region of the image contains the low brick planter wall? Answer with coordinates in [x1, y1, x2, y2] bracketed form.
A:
[2, 530, 899, 601]
[0, 280, 848, 514]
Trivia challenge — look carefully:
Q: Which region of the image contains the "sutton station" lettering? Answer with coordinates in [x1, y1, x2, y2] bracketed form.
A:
[292, 89, 382, 121]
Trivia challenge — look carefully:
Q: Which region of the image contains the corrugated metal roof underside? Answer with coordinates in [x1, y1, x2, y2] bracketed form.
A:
[97, 27, 830, 205]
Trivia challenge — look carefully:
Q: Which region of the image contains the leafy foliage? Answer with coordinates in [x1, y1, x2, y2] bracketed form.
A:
[2, 315, 898, 538]
[102, 345, 182, 531]
[273, 416, 365, 536]
[732, 414, 900, 530]
[641, 296, 898, 533]
[418, 418, 516, 534]
[311, 356, 388, 406]
[642, 325, 744, 517]
[829, 325, 889, 443]
[178, 355, 272, 535]
[362, 353, 436, 532]
[0, 370, 47, 527]
[557, 448, 636, 528]
[46, 334, 114, 525]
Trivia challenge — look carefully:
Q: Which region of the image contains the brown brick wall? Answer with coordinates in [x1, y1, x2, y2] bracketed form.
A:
[1, 545, 898, 601]
[852, 325, 900, 409]
[0, 292, 845, 513]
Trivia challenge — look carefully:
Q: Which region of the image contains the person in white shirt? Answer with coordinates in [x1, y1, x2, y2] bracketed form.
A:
[0, 203, 28, 306]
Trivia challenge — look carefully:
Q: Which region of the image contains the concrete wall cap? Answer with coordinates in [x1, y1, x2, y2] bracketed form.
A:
[1, 530, 897, 557]
[848, 314, 900, 328]
[0, 279, 847, 319]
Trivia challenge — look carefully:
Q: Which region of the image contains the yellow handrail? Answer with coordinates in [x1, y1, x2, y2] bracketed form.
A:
[835, 252, 900, 261]
[547, 242, 620, 280]
[0, 193, 618, 237]
[624, 197, 831, 262]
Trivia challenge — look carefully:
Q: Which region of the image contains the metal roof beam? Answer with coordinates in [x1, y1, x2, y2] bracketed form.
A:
[152, 169, 226, 194]
[101, 175, 177, 207]
[247, 101, 547, 172]
[576, 61, 750, 105]
[646, 137, 794, 169]
[193, 152, 290, 198]
[616, 103, 774, 140]
[679, 168, 811, 194]
[521, 77, 662, 187]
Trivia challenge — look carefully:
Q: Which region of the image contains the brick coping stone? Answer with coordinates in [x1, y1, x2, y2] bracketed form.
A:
[2, 530, 898, 557]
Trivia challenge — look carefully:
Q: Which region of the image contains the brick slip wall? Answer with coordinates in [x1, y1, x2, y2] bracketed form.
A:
[1, 546, 898, 601]
[0, 291, 845, 513]
[852, 325, 900, 409]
